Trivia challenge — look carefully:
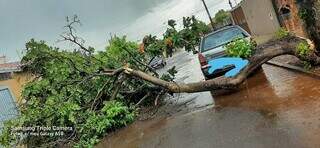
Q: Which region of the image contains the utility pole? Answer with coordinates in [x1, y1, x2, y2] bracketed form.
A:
[200, 0, 215, 30]
[229, 0, 233, 8]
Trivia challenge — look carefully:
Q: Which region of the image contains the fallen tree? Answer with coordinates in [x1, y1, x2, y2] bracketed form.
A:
[1, 15, 318, 148]
[104, 36, 318, 93]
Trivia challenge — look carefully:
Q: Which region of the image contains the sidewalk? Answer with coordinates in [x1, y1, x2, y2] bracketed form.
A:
[268, 55, 320, 79]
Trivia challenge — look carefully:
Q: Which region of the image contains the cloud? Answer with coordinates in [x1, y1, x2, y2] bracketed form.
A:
[0, 0, 229, 62]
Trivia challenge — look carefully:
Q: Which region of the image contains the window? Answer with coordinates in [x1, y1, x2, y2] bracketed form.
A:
[0, 88, 18, 133]
[201, 27, 248, 52]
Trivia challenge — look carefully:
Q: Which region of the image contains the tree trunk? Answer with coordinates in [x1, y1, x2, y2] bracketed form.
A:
[104, 36, 319, 94]
[300, 1, 320, 52]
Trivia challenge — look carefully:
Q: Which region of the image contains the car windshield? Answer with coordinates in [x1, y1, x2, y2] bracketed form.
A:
[201, 27, 247, 52]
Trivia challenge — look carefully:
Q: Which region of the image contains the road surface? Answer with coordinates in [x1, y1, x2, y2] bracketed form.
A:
[97, 53, 320, 148]
[154, 50, 214, 116]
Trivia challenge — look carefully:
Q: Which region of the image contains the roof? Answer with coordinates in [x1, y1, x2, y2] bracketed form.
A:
[0, 62, 22, 74]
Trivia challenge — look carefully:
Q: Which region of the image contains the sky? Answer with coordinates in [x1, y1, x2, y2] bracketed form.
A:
[0, 0, 235, 62]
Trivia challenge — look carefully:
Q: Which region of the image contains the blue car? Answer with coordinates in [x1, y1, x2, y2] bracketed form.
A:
[198, 25, 251, 79]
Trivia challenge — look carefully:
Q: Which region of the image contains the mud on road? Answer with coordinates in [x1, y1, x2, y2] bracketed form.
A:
[97, 64, 320, 148]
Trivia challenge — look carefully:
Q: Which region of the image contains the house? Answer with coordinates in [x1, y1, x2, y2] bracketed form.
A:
[230, 0, 307, 43]
[0, 58, 32, 133]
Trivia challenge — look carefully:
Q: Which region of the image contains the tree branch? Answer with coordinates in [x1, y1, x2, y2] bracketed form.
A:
[58, 15, 98, 57]
[122, 47, 159, 77]
[110, 74, 127, 100]
[135, 92, 151, 107]
[103, 36, 318, 94]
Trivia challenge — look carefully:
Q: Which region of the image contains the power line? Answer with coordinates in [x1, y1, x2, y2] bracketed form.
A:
[201, 0, 215, 29]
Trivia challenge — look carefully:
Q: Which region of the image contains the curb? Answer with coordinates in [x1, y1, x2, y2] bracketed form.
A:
[266, 61, 320, 79]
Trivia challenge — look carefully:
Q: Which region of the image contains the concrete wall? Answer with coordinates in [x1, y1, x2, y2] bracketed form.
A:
[241, 0, 281, 38]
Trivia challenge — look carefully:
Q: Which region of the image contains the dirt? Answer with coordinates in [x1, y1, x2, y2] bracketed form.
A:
[96, 64, 320, 148]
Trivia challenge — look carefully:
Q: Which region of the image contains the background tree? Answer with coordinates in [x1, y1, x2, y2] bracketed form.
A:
[142, 34, 166, 62]
[214, 9, 231, 25]
[179, 16, 210, 52]
[163, 19, 182, 57]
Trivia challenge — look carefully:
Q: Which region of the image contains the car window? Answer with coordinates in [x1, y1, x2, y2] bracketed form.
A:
[201, 27, 247, 52]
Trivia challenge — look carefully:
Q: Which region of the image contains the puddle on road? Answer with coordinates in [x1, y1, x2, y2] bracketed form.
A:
[97, 64, 320, 148]
[217, 64, 320, 111]
[215, 64, 320, 147]
[217, 64, 320, 117]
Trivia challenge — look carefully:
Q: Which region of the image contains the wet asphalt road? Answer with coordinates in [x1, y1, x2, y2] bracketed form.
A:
[97, 53, 320, 148]
[153, 50, 214, 115]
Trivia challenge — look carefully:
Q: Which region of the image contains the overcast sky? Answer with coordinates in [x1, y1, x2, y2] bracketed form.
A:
[0, 0, 235, 62]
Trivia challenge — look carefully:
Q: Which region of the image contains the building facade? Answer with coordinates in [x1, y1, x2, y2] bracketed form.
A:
[231, 0, 309, 43]
[231, 0, 281, 42]
[0, 62, 32, 134]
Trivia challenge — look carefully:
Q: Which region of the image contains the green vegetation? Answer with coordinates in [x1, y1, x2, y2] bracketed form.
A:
[0, 33, 170, 147]
[214, 9, 231, 24]
[275, 27, 290, 39]
[0, 38, 140, 147]
[75, 101, 135, 147]
[296, 41, 313, 70]
[0, 15, 208, 148]
[160, 66, 178, 82]
[179, 16, 211, 52]
[142, 15, 210, 57]
[296, 41, 312, 57]
[298, 7, 310, 22]
[225, 38, 254, 58]
[303, 61, 312, 71]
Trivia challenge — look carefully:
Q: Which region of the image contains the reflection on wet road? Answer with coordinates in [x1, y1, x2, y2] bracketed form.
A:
[97, 65, 320, 148]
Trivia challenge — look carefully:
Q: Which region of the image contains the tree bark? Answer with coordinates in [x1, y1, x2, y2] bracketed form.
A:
[300, 1, 320, 53]
[104, 36, 319, 94]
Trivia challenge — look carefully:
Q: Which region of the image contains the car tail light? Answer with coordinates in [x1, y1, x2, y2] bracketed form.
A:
[198, 53, 208, 68]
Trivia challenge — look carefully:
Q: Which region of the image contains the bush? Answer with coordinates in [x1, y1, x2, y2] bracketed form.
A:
[296, 41, 312, 57]
[0, 38, 142, 148]
[275, 27, 290, 39]
[225, 38, 254, 58]
[75, 101, 135, 148]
